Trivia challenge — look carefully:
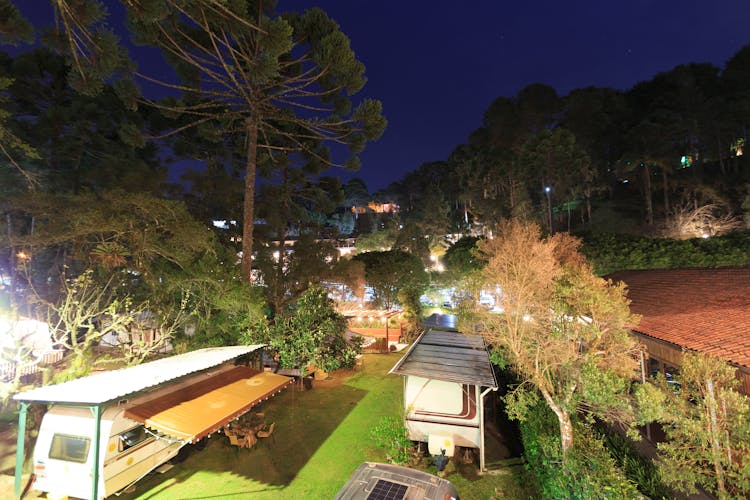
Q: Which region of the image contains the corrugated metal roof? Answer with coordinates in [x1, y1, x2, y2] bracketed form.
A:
[13, 345, 263, 405]
[423, 313, 458, 331]
[390, 329, 497, 387]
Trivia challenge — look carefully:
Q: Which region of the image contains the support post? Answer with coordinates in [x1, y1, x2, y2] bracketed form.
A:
[90, 405, 102, 500]
[385, 314, 390, 348]
[640, 350, 652, 441]
[13, 402, 28, 499]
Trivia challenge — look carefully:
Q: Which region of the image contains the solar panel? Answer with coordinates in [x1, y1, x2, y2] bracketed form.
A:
[367, 479, 408, 500]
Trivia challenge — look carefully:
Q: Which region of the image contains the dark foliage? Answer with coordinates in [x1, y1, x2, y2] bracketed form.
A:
[580, 231, 750, 275]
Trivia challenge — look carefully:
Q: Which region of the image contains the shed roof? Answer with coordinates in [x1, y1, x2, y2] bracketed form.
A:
[14, 345, 263, 405]
[390, 328, 497, 387]
[608, 267, 750, 369]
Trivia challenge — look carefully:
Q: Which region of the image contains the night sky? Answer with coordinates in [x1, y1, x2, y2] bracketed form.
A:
[12, 1, 750, 192]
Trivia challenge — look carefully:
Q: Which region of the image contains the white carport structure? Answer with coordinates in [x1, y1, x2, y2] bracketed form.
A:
[13, 345, 292, 499]
[389, 327, 498, 471]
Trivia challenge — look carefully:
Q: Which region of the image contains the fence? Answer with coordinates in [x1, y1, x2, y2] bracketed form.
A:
[0, 350, 64, 382]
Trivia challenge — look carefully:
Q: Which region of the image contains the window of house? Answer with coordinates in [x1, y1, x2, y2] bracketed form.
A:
[664, 365, 681, 394]
[648, 357, 662, 379]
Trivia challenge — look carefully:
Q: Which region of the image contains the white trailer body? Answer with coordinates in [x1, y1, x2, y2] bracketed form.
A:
[14, 346, 290, 500]
[403, 376, 480, 455]
[389, 326, 498, 470]
[33, 405, 183, 499]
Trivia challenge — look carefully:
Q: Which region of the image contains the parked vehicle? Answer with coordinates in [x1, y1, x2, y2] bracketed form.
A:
[32, 404, 185, 499]
[17, 345, 291, 500]
[334, 462, 459, 500]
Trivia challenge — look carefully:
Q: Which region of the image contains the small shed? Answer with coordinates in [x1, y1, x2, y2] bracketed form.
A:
[389, 327, 497, 471]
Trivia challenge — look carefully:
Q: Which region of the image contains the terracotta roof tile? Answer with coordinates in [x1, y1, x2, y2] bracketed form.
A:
[608, 268, 750, 368]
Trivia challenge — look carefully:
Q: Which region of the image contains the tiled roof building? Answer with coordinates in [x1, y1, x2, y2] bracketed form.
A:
[608, 267, 750, 394]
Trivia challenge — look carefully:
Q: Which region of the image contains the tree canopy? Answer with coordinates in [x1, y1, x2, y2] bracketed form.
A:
[352, 250, 428, 309]
[265, 284, 360, 374]
[463, 220, 642, 456]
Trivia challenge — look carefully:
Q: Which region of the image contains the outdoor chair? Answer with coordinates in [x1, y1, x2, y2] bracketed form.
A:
[227, 433, 243, 447]
[256, 422, 275, 446]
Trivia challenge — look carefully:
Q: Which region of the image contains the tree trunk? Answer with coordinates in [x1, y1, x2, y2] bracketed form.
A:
[242, 116, 259, 283]
[642, 163, 653, 225]
[662, 168, 670, 217]
[706, 378, 727, 499]
[6, 212, 15, 309]
[541, 389, 573, 456]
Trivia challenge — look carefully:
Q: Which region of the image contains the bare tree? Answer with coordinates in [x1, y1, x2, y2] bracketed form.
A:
[34, 270, 181, 380]
[666, 202, 742, 239]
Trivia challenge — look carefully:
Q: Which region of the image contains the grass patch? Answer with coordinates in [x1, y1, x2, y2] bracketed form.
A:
[111, 353, 533, 499]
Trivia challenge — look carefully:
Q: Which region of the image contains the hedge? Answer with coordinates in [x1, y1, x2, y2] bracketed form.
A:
[580, 230, 750, 275]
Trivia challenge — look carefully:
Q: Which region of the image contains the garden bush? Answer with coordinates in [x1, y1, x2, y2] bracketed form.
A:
[370, 416, 414, 465]
[580, 231, 750, 275]
[519, 402, 640, 499]
[598, 428, 671, 500]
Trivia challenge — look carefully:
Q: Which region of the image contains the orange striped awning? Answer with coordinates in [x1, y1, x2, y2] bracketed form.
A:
[124, 366, 293, 443]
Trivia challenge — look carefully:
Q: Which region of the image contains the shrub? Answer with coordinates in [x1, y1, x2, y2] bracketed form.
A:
[580, 230, 750, 275]
[370, 416, 414, 465]
[598, 428, 671, 499]
[519, 402, 640, 499]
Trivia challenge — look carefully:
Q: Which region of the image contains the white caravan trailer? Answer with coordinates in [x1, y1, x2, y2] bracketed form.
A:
[389, 326, 498, 471]
[32, 404, 184, 499]
[13, 346, 293, 500]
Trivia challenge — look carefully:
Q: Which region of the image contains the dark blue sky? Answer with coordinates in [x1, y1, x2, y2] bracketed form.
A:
[298, 0, 750, 190]
[13, 1, 750, 192]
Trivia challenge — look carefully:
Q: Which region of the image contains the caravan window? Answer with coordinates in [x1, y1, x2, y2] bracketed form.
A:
[49, 434, 91, 463]
[119, 425, 149, 452]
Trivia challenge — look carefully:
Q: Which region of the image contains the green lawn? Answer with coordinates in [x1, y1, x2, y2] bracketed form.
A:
[118, 353, 534, 500]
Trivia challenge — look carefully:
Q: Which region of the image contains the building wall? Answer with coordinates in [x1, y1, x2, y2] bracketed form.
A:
[634, 332, 750, 396]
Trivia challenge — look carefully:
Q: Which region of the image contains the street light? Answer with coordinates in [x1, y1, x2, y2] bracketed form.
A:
[544, 186, 553, 234]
